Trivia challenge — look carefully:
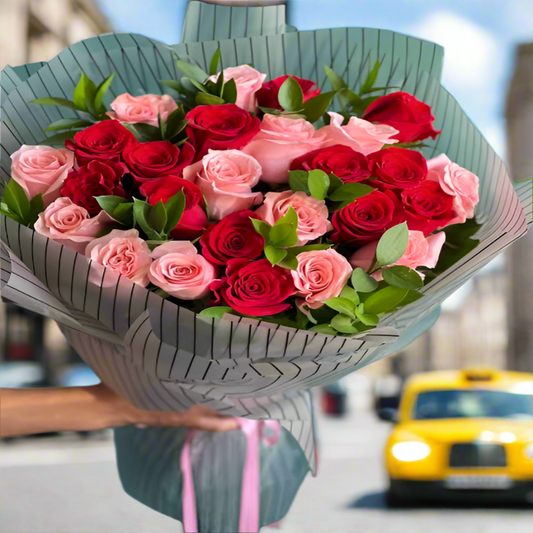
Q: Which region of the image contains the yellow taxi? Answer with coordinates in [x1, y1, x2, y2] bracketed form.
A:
[381, 368, 533, 506]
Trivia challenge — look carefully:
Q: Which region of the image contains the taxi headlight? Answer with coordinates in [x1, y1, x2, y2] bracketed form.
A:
[524, 443, 533, 460]
[391, 441, 431, 462]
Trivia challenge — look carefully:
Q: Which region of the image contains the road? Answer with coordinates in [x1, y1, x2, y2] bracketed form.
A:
[1, 409, 532, 533]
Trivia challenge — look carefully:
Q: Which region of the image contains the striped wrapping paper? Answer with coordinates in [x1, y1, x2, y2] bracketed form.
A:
[1, 2, 532, 529]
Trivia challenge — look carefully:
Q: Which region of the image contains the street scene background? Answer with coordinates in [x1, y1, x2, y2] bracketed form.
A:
[1, 0, 533, 532]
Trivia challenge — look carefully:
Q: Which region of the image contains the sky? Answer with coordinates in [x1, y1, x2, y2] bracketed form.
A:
[97, 0, 533, 161]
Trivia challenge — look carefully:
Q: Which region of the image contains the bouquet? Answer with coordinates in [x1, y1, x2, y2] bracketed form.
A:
[1, 1, 532, 530]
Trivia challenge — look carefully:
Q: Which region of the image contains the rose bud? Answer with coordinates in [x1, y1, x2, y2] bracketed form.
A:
[149, 241, 217, 300]
[256, 75, 321, 111]
[85, 229, 152, 287]
[367, 147, 428, 190]
[200, 210, 264, 266]
[290, 145, 371, 184]
[139, 177, 207, 241]
[185, 104, 261, 161]
[210, 259, 295, 316]
[10, 145, 74, 207]
[107, 93, 178, 127]
[362, 92, 441, 144]
[61, 160, 128, 216]
[65, 121, 138, 166]
[207, 65, 266, 113]
[123, 140, 195, 182]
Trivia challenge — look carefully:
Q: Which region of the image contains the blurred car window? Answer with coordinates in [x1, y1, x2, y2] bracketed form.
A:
[412, 389, 533, 420]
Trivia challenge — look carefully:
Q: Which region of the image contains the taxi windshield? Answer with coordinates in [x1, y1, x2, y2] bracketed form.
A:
[412, 389, 533, 420]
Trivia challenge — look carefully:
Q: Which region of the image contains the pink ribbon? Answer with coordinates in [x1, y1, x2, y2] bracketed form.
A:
[180, 419, 281, 533]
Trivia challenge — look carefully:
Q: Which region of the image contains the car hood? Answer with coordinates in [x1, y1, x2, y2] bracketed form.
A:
[394, 418, 533, 444]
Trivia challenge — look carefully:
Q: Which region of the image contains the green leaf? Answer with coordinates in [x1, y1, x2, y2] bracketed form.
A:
[328, 183, 375, 202]
[296, 308, 310, 329]
[94, 73, 115, 115]
[164, 189, 186, 234]
[398, 289, 424, 307]
[215, 69, 225, 97]
[133, 198, 162, 240]
[382, 266, 424, 290]
[258, 106, 282, 116]
[176, 60, 209, 84]
[28, 194, 44, 226]
[264, 245, 287, 266]
[250, 218, 271, 241]
[308, 169, 330, 200]
[73, 73, 97, 115]
[39, 130, 79, 146]
[363, 286, 409, 315]
[355, 303, 380, 326]
[337, 88, 362, 111]
[165, 107, 187, 140]
[278, 253, 299, 270]
[199, 306, 234, 318]
[222, 78, 237, 104]
[122, 123, 162, 143]
[288, 243, 332, 254]
[324, 65, 347, 91]
[96, 196, 128, 215]
[327, 173, 344, 194]
[44, 118, 93, 132]
[330, 314, 360, 334]
[196, 92, 225, 105]
[309, 324, 337, 335]
[376, 222, 409, 267]
[339, 285, 360, 305]
[3, 179, 30, 222]
[276, 205, 298, 229]
[302, 91, 336, 123]
[278, 76, 304, 112]
[112, 202, 134, 226]
[158, 113, 167, 140]
[325, 297, 356, 319]
[187, 78, 209, 93]
[360, 60, 381, 95]
[351, 267, 379, 293]
[148, 201, 167, 234]
[31, 97, 78, 110]
[161, 80, 189, 94]
[270, 223, 296, 247]
[209, 49, 221, 76]
[288, 170, 310, 194]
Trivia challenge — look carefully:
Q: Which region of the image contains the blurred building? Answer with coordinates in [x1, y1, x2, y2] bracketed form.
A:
[0, 0, 111, 383]
[506, 42, 533, 373]
[0, 0, 111, 70]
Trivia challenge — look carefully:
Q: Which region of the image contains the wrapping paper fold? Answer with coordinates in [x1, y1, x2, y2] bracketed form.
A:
[1, 0, 532, 490]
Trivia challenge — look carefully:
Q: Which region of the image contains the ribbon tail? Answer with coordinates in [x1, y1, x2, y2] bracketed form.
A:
[181, 430, 198, 533]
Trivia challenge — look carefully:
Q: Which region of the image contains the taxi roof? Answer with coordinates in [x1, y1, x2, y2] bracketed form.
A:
[404, 368, 533, 393]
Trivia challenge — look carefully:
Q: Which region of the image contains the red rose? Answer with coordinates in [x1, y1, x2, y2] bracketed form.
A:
[185, 104, 261, 161]
[211, 258, 295, 316]
[61, 160, 127, 215]
[65, 121, 137, 165]
[367, 147, 428, 190]
[122, 141, 195, 182]
[200, 210, 264, 266]
[139, 176, 207, 240]
[256, 75, 321, 110]
[362, 92, 441, 144]
[290, 145, 371, 183]
[330, 189, 404, 244]
[401, 181, 456, 235]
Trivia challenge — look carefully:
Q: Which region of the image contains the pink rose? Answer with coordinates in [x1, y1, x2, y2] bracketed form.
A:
[10, 145, 74, 206]
[350, 230, 446, 280]
[255, 191, 331, 246]
[34, 197, 111, 254]
[208, 65, 267, 113]
[85, 229, 152, 287]
[320, 112, 399, 155]
[242, 114, 326, 184]
[107, 93, 178, 127]
[292, 249, 353, 309]
[183, 149, 263, 220]
[427, 154, 479, 225]
[149, 241, 217, 300]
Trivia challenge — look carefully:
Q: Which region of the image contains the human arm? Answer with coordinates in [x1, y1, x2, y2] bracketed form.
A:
[0, 384, 238, 437]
